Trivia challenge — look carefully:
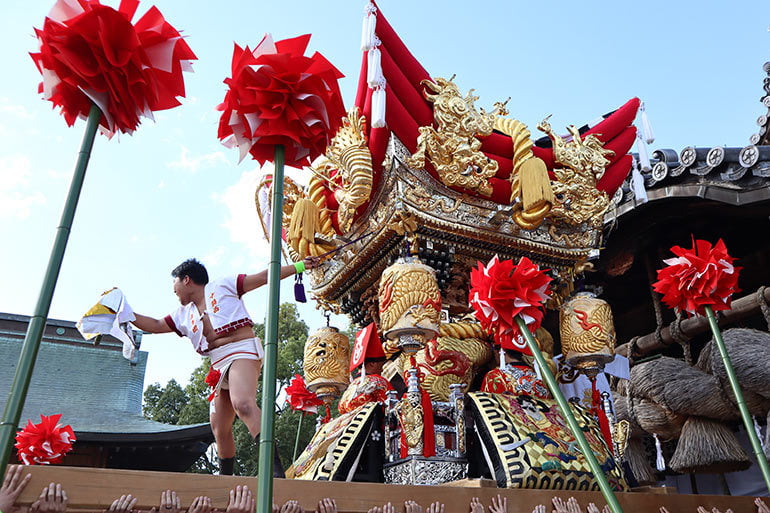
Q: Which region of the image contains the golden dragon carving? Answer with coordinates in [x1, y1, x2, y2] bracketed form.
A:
[406, 77, 506, 196]
[537, 116, 614, 229]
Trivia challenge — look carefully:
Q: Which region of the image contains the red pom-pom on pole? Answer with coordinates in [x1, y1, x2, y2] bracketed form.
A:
[14, 414, 75, 465]
[468, 255, 552, 354]
[217, 34, 346, 168]
[30, 0, 197, 137]
[652, 238, 741, 317]
[285, 374, 323, 414]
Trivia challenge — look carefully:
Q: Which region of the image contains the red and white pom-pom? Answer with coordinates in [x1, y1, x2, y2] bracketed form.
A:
[653, 238, 741, 317]
[15, 414, 76, 465]
[30, 0, 196, 137]
[285, 374, 323, 414]
[217, 34, 345, 168]
[469, 255, 551, 354]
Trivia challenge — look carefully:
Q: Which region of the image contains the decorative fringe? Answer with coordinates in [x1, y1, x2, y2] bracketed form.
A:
[669, 416, 750, 474]
[367, 47, 383, 88]
[640, 102, 655, 144]
[360, 2, 377, 51]
[288, 198, 320, 245]
[653, 433, 666, 472]
[519, 157, 554, 211]
[372, 82, 386, 128]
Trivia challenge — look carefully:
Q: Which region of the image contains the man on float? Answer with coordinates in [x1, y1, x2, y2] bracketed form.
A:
[131, 257, 317, 476]
[480, 328, 553, 398]
[338, 322, 394, 414]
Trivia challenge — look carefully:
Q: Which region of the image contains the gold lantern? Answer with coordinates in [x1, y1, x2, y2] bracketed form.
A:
[378, 256, 442, 355]
[559, 292, 616, 378]
[303, 326, 351, 403]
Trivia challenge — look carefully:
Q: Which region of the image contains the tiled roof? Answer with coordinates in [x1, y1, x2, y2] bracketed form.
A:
[0, 313, 210, 438]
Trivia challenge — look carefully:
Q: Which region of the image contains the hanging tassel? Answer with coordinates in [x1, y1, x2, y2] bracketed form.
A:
[640, 102, 655, 144]
[360, 3, 377, 51]
[288, 198, 320, 244]
[421, 389, 436, 457]
[367, 47, 383, 88]
[372, 82, 386, 128]
[533, 359, 543, 382]
[499, 347, 505, 369]
[631, 154, 648, 204]
[294, 273, 306, 303]
[518, 157, 554, 210]
[754, 416, 767, 453]
[654, 433, 666, 472]
[636, 136, 652, 172]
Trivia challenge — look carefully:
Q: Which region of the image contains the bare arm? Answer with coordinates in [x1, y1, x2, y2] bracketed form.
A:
[241, 257, 320, 295]
[132, 313, 173, 334]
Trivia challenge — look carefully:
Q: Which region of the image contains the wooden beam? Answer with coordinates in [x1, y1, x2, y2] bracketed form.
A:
[10, 466, 759, 513]
[615, 287, 770, 359]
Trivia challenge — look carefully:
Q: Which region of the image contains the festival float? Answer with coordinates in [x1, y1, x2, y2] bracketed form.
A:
[5, 1, 770, 512]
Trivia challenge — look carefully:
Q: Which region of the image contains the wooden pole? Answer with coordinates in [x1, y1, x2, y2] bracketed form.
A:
[257, 145, 284, 513]
[616, 287, 770, 359]
[705, 306, 770, 493]
[0, 105, 101, 475]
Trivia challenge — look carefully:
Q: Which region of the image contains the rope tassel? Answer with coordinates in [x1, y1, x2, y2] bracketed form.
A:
[654, 433, 666, 472]
[640, 102, 655, 144]
[372, 83, 386, 128]
[360, 3, 377, 51]
[367, 47, 383, 88]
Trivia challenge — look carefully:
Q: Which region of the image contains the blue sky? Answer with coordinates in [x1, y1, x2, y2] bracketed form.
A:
[1, 1, 767, 391]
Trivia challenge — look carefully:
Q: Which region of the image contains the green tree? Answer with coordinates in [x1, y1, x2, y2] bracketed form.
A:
[143, 302, 325, 475]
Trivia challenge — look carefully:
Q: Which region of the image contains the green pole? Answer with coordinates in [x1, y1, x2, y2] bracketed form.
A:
[705, 306, 770, 493]
[292, 412, 304, 462]
[257, 145, 285, 513]
[515, 316, 625, 513]
[0, 104, 101, 475]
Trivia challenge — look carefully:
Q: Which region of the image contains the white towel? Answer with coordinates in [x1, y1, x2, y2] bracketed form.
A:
[77, 287, 138, 361]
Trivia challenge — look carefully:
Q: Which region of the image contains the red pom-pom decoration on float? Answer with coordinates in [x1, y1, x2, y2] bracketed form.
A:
[285, 374, 323, 414]
[469, 256, 552, 355]
[653, 238, 741, 317]
[14, 414, 76, 465]
[30, 0, 197, 137]
[217, 34, 346, 168]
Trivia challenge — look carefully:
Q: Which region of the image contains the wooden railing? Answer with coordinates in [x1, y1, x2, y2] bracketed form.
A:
[11, 466, 759, 513]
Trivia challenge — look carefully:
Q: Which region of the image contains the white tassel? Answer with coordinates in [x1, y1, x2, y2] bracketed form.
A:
[360, 3, 377, 51]
[372, 82, 386, 128]
[640, 102, 655, 144]
[533, 359, 543, 382]
[636, 135, 651, 172]
[367, 47, 383, 88]
[631, 150, 649, 204]
[499, 347, 505, 369]
[654, 433, 666, 472]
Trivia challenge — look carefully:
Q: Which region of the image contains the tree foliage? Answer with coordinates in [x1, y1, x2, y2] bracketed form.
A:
[143, 303, 326, 475]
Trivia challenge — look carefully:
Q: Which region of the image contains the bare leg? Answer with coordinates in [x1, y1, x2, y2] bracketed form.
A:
[227, 359, 263, 437]
[210, 388, 237, 458]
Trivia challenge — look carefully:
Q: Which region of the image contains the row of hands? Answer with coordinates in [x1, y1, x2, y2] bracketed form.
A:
[367, 496, 506, 513]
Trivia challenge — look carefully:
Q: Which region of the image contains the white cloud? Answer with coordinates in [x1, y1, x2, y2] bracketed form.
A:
[213, 166, 269, 261]
[0, 155, 46, 220]
[204, 245, 227, 266]
[166, 145, 229, 173]
[0, 97, 34, 121]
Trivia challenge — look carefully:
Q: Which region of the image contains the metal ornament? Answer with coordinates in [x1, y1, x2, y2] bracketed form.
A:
[560, 292, 617, 378]
[303, 326, 351, 403]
